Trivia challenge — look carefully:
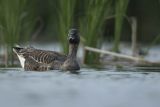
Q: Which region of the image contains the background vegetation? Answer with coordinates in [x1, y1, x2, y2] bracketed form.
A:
[0, 0, 160, 66]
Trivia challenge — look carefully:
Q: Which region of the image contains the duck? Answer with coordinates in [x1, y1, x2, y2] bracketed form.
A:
[13, 29, 80, 71]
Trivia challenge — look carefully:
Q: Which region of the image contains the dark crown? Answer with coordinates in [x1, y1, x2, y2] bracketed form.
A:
[68, 29, 80, 44]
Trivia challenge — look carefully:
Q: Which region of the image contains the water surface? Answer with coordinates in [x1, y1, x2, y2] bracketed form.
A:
[0, 68, 160, 107]
[1, 43, 160, 107]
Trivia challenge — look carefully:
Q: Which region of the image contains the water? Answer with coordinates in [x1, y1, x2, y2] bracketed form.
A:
[0, 68, 160, 107]
[1, 43, 160, 107]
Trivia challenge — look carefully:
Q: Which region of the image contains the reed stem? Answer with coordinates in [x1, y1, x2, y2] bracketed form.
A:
[112, 0, 129, 52]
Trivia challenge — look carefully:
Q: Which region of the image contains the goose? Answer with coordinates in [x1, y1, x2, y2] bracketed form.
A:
[13, 29, 80, 71]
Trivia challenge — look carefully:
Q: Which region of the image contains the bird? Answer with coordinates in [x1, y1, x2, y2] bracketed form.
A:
[13, 29, 80, 71]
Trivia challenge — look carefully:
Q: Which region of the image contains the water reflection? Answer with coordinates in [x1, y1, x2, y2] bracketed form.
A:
[0, 68, 160, 107]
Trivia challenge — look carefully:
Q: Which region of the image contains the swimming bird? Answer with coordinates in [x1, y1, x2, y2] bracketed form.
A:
[13, 29, 80, 71]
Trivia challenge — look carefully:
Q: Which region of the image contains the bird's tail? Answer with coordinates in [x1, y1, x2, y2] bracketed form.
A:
[13, 46, 24, 54]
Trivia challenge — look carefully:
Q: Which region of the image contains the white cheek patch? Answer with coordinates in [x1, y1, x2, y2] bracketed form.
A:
[17, 55, 25, 68]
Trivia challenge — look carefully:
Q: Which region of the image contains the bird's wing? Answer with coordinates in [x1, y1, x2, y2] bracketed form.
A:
[19, 48, 67, 71]
[24, 49, 67, 71]
[26, 49, 67, 64]
[24, 56, 52, 71]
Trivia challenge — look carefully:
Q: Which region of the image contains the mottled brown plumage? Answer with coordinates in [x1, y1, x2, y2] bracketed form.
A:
[13, 28, 80, 71]
[13, 47, 67, 71]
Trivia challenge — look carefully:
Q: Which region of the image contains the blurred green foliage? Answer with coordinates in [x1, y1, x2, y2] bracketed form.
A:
[0, 0, 37, 66]
[79, 0, 113, 64]
[49, 0, 76, 54]
[0, 0, 160, 66]
[112, 0, 129, 52]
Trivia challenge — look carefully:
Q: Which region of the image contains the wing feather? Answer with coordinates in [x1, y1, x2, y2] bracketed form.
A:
[26, 49, 66, 63]
[23, 49, 67, 71]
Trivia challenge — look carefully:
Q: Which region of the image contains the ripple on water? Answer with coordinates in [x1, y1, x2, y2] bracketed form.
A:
[0, 68, 160, 107]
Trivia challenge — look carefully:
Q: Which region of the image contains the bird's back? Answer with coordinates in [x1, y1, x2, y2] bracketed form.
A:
[13, 47, 67, 71]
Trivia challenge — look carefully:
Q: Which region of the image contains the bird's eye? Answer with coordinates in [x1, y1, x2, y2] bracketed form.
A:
[69, 38, 74, 43]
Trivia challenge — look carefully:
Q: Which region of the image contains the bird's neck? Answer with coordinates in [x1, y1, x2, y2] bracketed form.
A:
[68, 44, 78, 58]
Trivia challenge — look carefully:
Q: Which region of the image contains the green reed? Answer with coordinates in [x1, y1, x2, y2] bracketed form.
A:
[20, 1, 37, 43]
[112, 0, 129, 52]
[79, 0, 112, 64]
[49, 0, 76, 54]
[0, 0, 37, 66]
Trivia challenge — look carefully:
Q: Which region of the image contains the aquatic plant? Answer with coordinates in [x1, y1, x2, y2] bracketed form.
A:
[112, 0, 129, 52]
[79, 0, 112, 64]
[20, 1, 37, 43]
[49, 0, 76, 54]
[0, 0, 37, 66]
